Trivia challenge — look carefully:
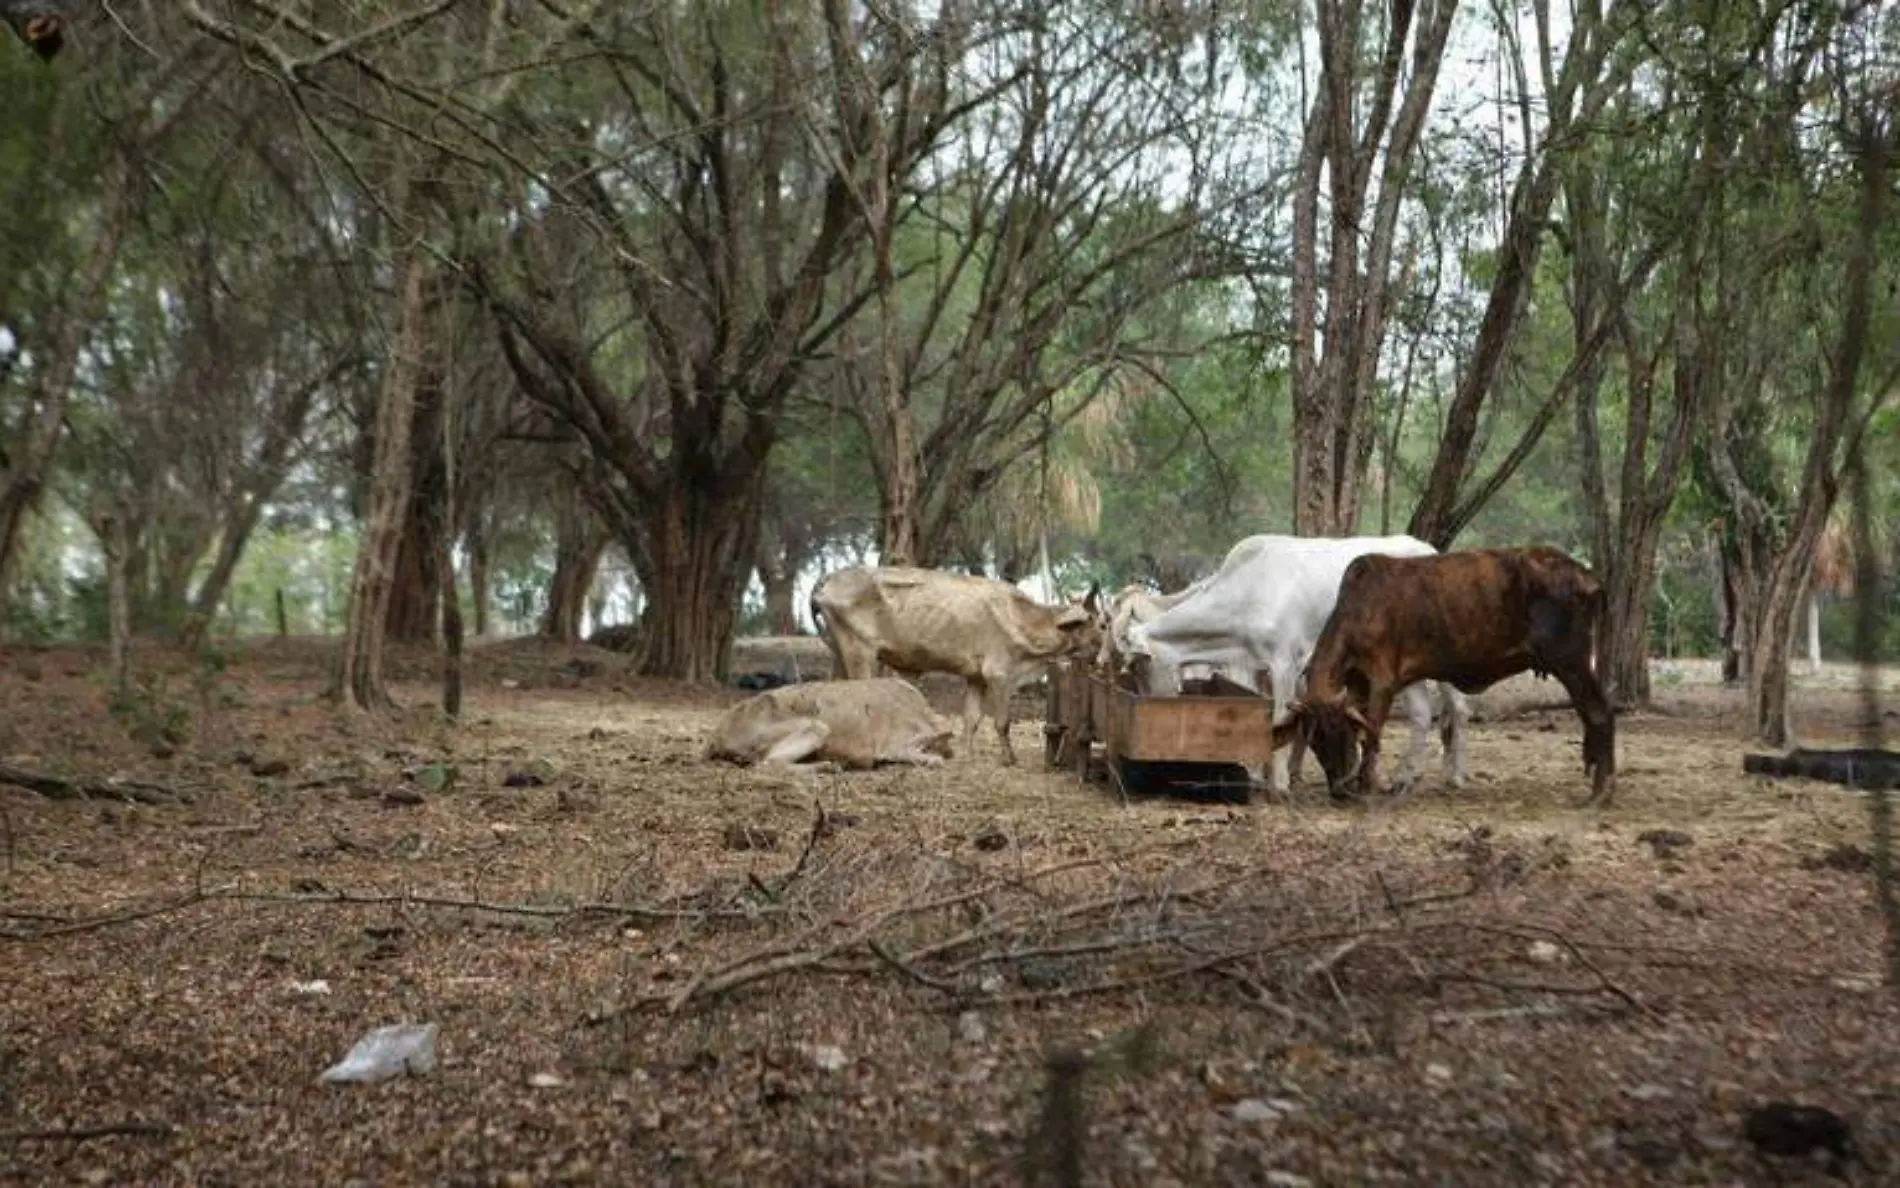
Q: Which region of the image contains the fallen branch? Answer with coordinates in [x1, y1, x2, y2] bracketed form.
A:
[2, 889, 226, 940]
[0, 763, 190, 805]
[3, 883, 774, 942]
[0, 1121, 177, 1143]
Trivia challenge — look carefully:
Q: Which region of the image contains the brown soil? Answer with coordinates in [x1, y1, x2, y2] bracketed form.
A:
[2, 637, 1898, 1187]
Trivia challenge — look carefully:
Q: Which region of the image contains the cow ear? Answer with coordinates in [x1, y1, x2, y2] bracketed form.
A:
[1056, 605, 1091, 631]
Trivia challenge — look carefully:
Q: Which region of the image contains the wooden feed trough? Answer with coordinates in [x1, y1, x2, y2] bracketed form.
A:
[1042, 662, 1278, 799]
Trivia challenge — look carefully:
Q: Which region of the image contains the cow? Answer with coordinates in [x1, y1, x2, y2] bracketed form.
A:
[1272, 546, 1615, 804]
[1093, 536, 1285, 669]
[1119, 534, 1470, 796]
[704, 678, 955, 770]
[1093, 581, 1202, 669]
[810, 566, 1102, 765]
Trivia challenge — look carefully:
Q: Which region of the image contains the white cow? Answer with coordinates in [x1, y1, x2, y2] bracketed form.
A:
[1121, 534, 1470, 795]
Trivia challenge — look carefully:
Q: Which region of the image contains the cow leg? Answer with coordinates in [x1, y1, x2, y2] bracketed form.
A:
[756, 719, 832, 766]
[1265, 664, 1300, 795]
[1553, 663, 1617, 806]
[1285, 668, 1310, 788]
[960, 681, 987, 760]
[986, 676, 1018, 766]
[1440, 686, 1471, 789]
[1390, 684, 1433, 791]
[1357, 686, 1398, 797]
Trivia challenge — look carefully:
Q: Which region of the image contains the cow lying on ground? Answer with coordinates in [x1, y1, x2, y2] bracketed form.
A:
[1273, 546, 1615, 804]
[704, 678, 954, 769]
[1117, 534, 1470, 795]
[811, 566, 1101, 765]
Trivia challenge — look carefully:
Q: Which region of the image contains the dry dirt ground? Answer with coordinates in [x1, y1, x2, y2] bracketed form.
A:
[3, 636, 1900, 1187]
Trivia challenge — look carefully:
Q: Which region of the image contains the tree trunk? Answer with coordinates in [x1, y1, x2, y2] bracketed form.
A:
[182, 506, 265, 650]
[333, 244, 428, 712]
[760, 565, 797, 635]
[1741, 119, 1889, 744]
[631, 478, 764, 683]
[99, 509, 131, 697]
[466, 516, 491, 638]
[0, 165, 131, 623]
[1806, 593, 1822, 673]
[177, 355, 334, 651]
[435, 478, 464, 721]
[1599, 530, 1663, 707]
[1747, 579, 1804, 746]
[1715, 528, 1747, 684]
[540, 522, 607, 642]
[384, 366, 447, 643]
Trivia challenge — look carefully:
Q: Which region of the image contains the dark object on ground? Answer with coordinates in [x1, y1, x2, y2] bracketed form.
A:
[1801, 842, 1874, 874]
[733, 671, 793, 692]
[721, 823, 780, 852]
[1637, 828, 1693, 858]
[2, 1, 64, 60]
[1742, 1102, 1857, 1171]
[1744, 748, 1900, 790]
[586, 623, 642, 653]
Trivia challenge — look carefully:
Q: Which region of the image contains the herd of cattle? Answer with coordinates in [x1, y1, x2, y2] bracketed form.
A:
[704, 533, 1618, 806]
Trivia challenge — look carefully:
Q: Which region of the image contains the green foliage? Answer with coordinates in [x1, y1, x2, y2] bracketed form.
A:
[216, 526, 359, 638]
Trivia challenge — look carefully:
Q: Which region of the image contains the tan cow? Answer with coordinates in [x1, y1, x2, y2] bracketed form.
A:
[810, 566, 1101, 765]
[704, 678, 955, 769]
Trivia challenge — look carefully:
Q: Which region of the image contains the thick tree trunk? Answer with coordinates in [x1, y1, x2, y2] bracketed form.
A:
[540, 522, 607, 643]
[333, 246, 428, 712]
[1747, 576, 1806, 746]
[1599, 532, 1663, 707]
[632, 479, 764, 683]
[384, 368, 447, 643]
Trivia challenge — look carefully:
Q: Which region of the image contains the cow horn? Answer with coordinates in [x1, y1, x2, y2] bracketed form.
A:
[1344, 705, 1374, 738]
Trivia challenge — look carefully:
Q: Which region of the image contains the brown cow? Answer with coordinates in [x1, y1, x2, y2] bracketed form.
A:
[810, 566, 1101, 765]
[704, 678, 955, 770]
[1272, 546, 1615, 804]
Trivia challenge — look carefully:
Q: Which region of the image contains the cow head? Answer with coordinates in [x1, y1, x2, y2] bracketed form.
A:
[1271, 696, 1376, 797]
[1053, 594, 1104, 663]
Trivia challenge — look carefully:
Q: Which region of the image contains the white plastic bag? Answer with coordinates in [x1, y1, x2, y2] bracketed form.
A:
[320, 1022, 439, 1084]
